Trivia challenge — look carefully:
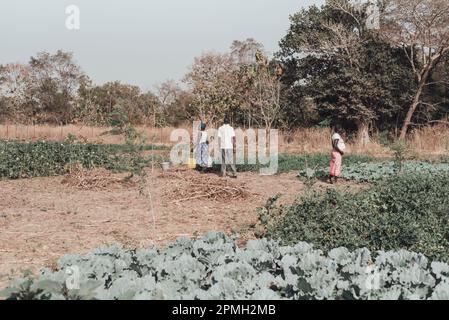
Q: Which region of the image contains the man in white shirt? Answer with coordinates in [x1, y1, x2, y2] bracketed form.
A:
[217, 117, 237, 178]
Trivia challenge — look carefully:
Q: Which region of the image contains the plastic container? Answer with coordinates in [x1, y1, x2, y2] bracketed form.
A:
[161, 162, 170, 171]
[187, 158, 196, 169]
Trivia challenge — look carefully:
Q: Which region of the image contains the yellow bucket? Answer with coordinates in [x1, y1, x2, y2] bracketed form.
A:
[187, 158, 196, 169]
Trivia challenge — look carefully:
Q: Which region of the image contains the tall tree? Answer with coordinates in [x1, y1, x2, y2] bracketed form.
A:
[155, 80, 192, 126]
[185, 41, 283, 129]
[230, 38, 264, 65]
[0, 63, 31, 122]
[184, 53, 239, 124]
[382, 0, 449, 139]
[231, 38, 277, 127]
[412, 52, 449, 125]
[78, 81, 161, 125]
[27, 51, 87, 124]
[278, 0, 414, 144]
[242, 50, 283, 131]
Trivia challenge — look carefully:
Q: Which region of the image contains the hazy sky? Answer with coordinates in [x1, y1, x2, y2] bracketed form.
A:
[0, 0, 324, 90]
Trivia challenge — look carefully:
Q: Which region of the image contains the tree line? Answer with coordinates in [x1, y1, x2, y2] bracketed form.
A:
[0, 0, 448, 142]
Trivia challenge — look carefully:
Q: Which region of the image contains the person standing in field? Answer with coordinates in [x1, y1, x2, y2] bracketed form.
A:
[217, 117, 237, 178]
[195, 122, 209, 172]
[329, 132, 346, 184]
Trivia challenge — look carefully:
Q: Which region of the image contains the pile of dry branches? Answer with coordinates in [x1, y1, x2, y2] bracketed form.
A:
[162, 169, 249, 202]
[62, 163, 132, 190]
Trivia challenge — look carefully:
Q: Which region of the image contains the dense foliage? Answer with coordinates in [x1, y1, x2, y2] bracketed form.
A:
[3, 232, 449, 300]
[0, 140, 167, 179]
[0, 140, 112, 179]
[277, 2, 417, 136]
[262, 174, 449, 262]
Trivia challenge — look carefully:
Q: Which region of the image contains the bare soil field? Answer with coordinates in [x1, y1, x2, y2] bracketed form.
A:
[0, 167, 362, 289]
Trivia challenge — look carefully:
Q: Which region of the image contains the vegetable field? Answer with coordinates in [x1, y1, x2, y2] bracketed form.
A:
[1, 138, 449, 300]
[1, 0, 449, 304]
[0, 140, 167, 179]
[298, 161, 449, 182]
[4, 232, 449, 300]
[262, 174, 449, 262]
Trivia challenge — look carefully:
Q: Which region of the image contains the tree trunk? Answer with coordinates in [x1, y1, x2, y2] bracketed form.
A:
[399, 85, 424, 140]
[399, 49, 446, 140]
[356, 121, 370, 146]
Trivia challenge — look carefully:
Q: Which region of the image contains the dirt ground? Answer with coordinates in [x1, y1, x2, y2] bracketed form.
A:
[0, 168, 360, 289]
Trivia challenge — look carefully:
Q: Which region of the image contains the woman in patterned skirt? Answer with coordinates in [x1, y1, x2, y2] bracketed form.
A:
[329, 132, 346, 184]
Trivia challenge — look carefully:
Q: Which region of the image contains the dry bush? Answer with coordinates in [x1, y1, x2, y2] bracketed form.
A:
[161, 169, 250, 203]
[61, 163, 134, 190]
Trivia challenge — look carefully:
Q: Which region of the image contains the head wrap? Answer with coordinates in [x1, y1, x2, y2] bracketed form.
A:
[332, 133, 341, 140]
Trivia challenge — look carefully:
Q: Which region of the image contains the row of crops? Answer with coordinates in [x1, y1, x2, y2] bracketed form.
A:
[3, 232, 449, 300]
[235, 154, 379, 174]
[5, 139, 447, 181]
[0, 140, 167, 179]
[0, 139, 381, 179]
[298, 161, 449, 182]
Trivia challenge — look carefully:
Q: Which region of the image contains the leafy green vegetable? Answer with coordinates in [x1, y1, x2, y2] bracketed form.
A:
[3, 232, 449, 300]
[298, 161, 449, 182]
[0, 140, 167, 179]
[235, 154, 378, 174]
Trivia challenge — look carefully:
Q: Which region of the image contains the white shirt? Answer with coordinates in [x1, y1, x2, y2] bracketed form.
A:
[217, 124, 235, 150]
[337, 141, 346, 152]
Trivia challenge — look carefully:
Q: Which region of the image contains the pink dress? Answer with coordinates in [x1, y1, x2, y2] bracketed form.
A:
[330, 150, 342, 177]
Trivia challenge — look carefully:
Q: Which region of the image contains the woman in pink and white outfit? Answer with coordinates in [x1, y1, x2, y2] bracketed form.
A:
[329, 133, 346, 184]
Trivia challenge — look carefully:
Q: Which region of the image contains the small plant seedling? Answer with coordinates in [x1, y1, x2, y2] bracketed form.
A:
[390, 141, 409, 174]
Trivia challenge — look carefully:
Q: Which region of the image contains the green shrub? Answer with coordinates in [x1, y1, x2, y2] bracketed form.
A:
[3, 232, 449, 300]
[262, 174, 449, 262]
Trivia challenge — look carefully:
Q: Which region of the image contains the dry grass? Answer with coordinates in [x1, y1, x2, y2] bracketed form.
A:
[0, 124, 177, 145]
[61, 163, 135, 190]
[280, 127, 394, 156]
[408, 124, 449, 155]
[0, 123, 448, 157]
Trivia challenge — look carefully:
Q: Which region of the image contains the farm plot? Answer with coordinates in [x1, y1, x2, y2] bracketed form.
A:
[2, 139, 447, 299]
[1, 166, 358, 290]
